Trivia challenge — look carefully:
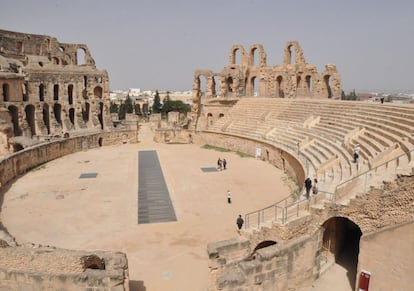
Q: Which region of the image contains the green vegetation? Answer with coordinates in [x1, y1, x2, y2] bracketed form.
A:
[152, 90, 162, 113]
[161, 92, 190, 117]
[201, 144, 252, 157]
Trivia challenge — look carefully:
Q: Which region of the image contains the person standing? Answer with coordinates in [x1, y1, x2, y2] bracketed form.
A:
[217, 158, 222, 170]
[312, 178, 318, 195]
[304, 177, 312, 199]
[236, 214, 244, 233]
[223, 158, 227, 170]
[227, 190, 232, 204]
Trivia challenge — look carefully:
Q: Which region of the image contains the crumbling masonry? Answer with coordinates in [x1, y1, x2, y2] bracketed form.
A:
[0, 29, 111, 157]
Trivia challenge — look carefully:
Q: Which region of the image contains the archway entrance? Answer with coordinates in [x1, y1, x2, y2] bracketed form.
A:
[322, 217, 362, 290]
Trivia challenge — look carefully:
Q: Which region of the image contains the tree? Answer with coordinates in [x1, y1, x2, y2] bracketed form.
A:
[134, 104, 141, 115]
[343, 90, 358, 101]
[109, 102, 119, 113]
[125, 96, 134, 114]
[118, 103, 126, 120]
[152, 90, 162, 113]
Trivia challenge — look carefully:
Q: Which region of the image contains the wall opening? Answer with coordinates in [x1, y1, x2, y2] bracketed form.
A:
[98, 102, 104, 129]
[3, 83, 10, 101]
[207, 112, 213, 127]
[53, 103, 62, 125]
[82, 102, 90, 123]
[68, 84, 74, 104]
[227, 77, 233, 93]
[39, 84, 45, 101]
[77, 48, 86, 65]
[287, 44, 296, 65]
[83, 76, 88, 99]
[22, 83, 29, 101]
[98, 137, 103, 147]
[69, 108, 75, 128]
[276, 76, 284, 97]
[232, 48, 242, 64]
[322, 217, 362, 289]
[324, 75, 332, 98]
[53, 84, 59, 101]
[25, 105, 36, 136]
[250, 47, 259, 67]
[8, 105, 21, 136]
[253, 240, 277, 253]
[43, 104, 50, 134]
[94, 86, 103, 98]
[81, 255, 105, 270]
[305, 75, 313, 97]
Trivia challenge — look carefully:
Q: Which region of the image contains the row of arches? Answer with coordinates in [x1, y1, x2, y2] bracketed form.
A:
[2, 82, 103, 103]
[7, 101, 102, 138]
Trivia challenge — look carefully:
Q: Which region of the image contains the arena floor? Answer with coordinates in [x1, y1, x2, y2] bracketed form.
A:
[1, 124, 295, 290]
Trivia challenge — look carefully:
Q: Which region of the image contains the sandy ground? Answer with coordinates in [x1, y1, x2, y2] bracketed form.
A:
[1, 124, 296, 291]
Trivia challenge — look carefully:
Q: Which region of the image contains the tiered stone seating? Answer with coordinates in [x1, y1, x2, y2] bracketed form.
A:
[205, 98, 414, 192]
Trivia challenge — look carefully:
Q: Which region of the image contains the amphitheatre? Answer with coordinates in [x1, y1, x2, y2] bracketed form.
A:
[0, 29, 413, 291]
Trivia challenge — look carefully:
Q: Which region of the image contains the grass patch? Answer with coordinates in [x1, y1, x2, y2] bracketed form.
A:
[201, 144, 252, 158]
[29, 163, 47, 172]
[166, 142, 188, 145]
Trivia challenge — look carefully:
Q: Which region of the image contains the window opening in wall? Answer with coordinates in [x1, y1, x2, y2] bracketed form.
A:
[69, 108, 75, 128]
[288, 45, 296, 64]
[39, 84, 45, 101]
[68, 84, 73, 104]
[43, 104, 50, 134]
[53, 103, 62, 125]
[94, 86, 103, 98]
[17, 41, 24, 53]
[232, 48, 242, 64]
[25, 105, 36, 136]
[83, 76, 88, 99]
[276, 76, 284, 97]
[77, 48, 86, 65]
[98, 102, 104, 129]
[82, 102, 90, 123]
[252, 76, 259, 97]
[251, 47, 258, 67]
[53, 84, 59, 101]
[227, 77, 233, 93]
[22, 83, 29, 101]
[324, 75, 332, 98]
[305, 75, 313, 96]
[52, 57, 60, 65]
[96, 76, 103, 83]
[3, 83, 10, 101]
[8, 105, 21, 136]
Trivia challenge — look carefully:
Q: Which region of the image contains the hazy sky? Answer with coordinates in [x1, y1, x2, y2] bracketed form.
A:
[1, 0, 413, 92]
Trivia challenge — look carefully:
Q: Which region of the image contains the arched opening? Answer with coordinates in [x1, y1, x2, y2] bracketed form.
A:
[94, 86, 103, 98]
[81, 255, 105, 270]
[324, 75, 332, 98]
[39, 84, 45, 101]
[287, 45, 296, 65]
[206, 113, 213, 127]
[232, 48, 242, 64]
[68, 84, 74, 104]
[98, 137, 103, 147]
[52, 57, 60, 65]
[8, 105, 21, 136]
[69, 108, 75, 128]
[25, 105, 36, 136]
[251, 76, 259, 97]
[142, 104, 149, 116]
[322, 217, 362, 289]
[3, 83, 10, 101]
[83, 76, 88, 99]
[53, 84, 59, 101]
[77, 48, 86, 65]
[227, 77, 233, 93]
[219, 113, 224, 118]
[42, 104, 50, 134]
[305, 75, 313, 97]
[250, 47, 259, 67]
[82, 102, 90, 123]
[253, 240, 277, 253]
[98, 102, 104, 129]
[53, 103, 62, 125]
[276, 76, 284, 98]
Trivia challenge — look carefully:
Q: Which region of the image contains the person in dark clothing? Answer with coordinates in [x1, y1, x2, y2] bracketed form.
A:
[223, 158, 227, 170]
[236, 214, 244, 233]
[304, 176, 312, 199]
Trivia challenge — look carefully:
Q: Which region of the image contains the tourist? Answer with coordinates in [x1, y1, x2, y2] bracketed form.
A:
[236, 214, 244, 233]
[353, 144, 360, 163]
[223, 158, 227, 170]
[304, 176, 312, 199]
[227, 190, 232, 204]
[217, 158, 222, 170]
[312, 178, 318, 195]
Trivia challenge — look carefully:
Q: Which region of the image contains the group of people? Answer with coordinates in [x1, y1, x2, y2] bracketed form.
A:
[304, 176, 318, 199]
[217, 157, 227, 170]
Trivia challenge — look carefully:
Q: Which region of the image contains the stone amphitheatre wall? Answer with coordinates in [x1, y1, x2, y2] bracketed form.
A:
[207, 174, 414, 290]
[0, 130, 137, 188]
[0, 245, 129, 290]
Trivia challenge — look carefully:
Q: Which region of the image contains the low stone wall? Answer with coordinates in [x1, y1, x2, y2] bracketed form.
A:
[197, 131, 305, 185]
[0, 245, 129, 291]
[0, 129, 137, 188]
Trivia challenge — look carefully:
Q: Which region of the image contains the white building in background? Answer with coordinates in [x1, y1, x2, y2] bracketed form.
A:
[128, 88, 141, 96]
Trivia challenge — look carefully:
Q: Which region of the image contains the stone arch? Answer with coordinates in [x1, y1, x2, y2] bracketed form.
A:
[283, 41, 306, 65]
[249, 44, 267, 67]
[322, 216, 362, 288]
[42, 103, 50, 134]
[229, 45, 245, 65]
[206, 112, 213, 127]
[53, 103, 62, 126]
[39, 84, 45, 101]
[77, 48, 86, 65]
[22, 83, 29, 101]
[247, 75, 259, 96]
[94, 86, 103, 98]
[8, 105, 21, 136]
[305, 75, 313, 97]
[276, 76, 285, 97]
[24, 105, 36, 136]
[68, 84, 74, 104]
[52, 57, 60, 65]
[253, 240, 277, 253]
[2, 83, 10, 101]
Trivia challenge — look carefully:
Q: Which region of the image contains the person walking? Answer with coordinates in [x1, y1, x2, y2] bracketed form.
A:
[223, 158, 227, 170]
[236, 214, 244, 234]
[227, 190, 232, 204]
[304, 176, 312, 199]
[217, 158, 222, 170]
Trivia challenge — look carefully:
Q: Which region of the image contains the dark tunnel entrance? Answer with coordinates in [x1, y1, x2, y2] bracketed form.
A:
[322, 217, 362, 290]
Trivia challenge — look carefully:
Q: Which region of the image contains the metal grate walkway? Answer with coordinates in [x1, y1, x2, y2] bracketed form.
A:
[138, 150, 177, 224]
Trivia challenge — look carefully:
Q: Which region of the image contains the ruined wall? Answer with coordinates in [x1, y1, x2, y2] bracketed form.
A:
[0, 29, 111, 157]
[0, 245, 129, 291]
[192, 41, 342, 102]
[0, 130, 137, 188]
